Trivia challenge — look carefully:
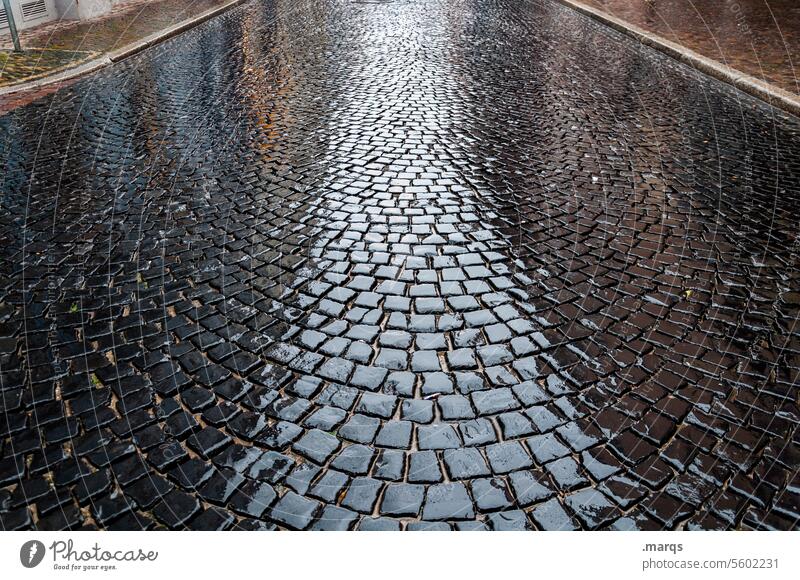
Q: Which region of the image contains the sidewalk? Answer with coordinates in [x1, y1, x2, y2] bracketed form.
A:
[1, 0, 798, 109]
[579, 0, 800, 95]
[0, 0, 226, 87]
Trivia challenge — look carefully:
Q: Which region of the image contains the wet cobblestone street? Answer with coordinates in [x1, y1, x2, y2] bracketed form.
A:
[0, 0, 799, 531]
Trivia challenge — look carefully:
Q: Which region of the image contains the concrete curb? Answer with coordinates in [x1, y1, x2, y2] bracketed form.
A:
[553, 0, 800, 118]
[0, 0, 249, 97]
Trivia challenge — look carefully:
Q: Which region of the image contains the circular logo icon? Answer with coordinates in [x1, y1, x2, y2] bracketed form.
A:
[20, 540, 46, 568]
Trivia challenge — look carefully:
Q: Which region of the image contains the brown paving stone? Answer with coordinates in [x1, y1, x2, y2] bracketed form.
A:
[581, 0, 800, 94]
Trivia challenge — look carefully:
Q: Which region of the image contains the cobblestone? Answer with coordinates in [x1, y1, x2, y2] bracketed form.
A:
[0, 0, 798, 532]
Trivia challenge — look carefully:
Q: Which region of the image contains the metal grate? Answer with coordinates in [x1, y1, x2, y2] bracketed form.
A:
[21, 0, 48, 21]
[0, 6, 8, 29]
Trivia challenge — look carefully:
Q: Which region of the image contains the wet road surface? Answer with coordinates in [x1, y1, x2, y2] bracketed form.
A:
[582, 0, 800, 95]
[0, 0, 799, 531]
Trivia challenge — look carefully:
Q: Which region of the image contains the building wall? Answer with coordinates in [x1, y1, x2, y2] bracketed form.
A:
[1, 0, 126, 31]
[2, 0, 56, 31]
[65, 0, 118, 20]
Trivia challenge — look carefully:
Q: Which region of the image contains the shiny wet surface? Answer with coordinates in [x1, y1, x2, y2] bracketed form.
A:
[11, 0, 226, 54]
[0, 0, 227, 91]
[582, 0, 800, 95]
[0, 49, 95, 86]
[0, 0, 799, 531]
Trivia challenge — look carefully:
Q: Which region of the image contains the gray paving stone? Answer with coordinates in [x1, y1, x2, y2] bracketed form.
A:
[330, 444, 375, 475]
[341, 477, 383, 514]
[546, 456, 589, 491]
[375, 421, 413, 449]
[438, 395, 476, 420]
[530, 498, 578, 531]
[421, 372, 454, 395]
[292, 429, 341, 464]
[339, 414, 381, 444]
[285, 463, 322, 496]
[564, 489, 620, 529]
[311, 505, 358, 531]
[358, 517, 401, 531]
[407, 521, 452, 531]
[508, 470, 555, 507]
[270, 491, 321, 530]
[418, 424, 462, 450]
[408, 451, 444, 483]
[472, 388, 520, 415]
[373, 449, 405, 481]
[443, 448, 491, 479]
[487, 510, 531, 531]
[356, 393, 398, 419]
[309, 470, 349, 503]
[485, 442, 533, 474]
[471, 477, 514, 511]
[458, 418, 498, 447]
[422, 483, 475, 521]
[455, 521, 490, 531]
[401, 399, 434, 423]
[304, 406, 347, 431]
[526, 433, 571, 464]
[380, 483, 425, 517]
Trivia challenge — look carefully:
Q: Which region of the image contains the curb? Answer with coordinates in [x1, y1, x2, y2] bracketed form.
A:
[553, 0, 800, 118]
[0, 0, 249, 97]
